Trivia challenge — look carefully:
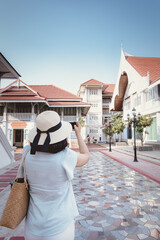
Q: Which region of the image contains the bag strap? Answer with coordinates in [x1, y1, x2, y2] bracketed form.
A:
[15, 147, 31, 189]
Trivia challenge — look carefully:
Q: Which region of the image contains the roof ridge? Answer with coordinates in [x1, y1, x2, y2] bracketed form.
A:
[126, 55, 160, 60]
[81, 79, 107, 85]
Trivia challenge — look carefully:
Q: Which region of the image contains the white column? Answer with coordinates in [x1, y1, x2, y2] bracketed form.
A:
[3, 103, 7, 136]
[31, 103, 35, 121]
[76, 107, 79, 121]
[61, 107, 64, 121]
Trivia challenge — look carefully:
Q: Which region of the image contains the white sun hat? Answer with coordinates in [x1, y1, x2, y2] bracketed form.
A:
[28, 111, 72, 154]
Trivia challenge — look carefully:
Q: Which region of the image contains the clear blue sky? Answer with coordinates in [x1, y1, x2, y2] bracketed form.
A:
[0, 0, 160, 94]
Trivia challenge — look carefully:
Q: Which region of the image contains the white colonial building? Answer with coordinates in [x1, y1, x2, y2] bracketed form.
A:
[78, 79, 115, 142]
[110, 47, 160, 143]
[0, 78, 90, 148]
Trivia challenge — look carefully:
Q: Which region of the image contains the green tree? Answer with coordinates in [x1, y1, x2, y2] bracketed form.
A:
[78, 117, 86, 127]
[103, 123, 114, 137]
[103, 113, 126, 141]
[112, 114, 125, 141]
[135, 115, 153, 146]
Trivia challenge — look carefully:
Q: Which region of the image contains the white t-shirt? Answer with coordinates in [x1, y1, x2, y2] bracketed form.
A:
[20, 145, 79, 236]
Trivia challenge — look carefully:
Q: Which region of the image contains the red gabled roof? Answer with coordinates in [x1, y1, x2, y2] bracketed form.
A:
[103, 84, 115, 95]
[126, 56, 160, 84]
[30, 85, 81, 100]
[81, 79, 107, 86]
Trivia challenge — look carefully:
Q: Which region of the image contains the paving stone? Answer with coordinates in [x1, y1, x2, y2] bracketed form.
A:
[0, 151, 160, 239]
[150, 228, 160, 239]
[137, 233, 149, 239]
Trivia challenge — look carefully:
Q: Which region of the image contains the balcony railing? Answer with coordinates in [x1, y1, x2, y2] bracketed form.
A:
[102, 103, 110, 108]
[102, 110, 110, 115]
[1, 113, 78, 122]
[7, 113, 34, 121]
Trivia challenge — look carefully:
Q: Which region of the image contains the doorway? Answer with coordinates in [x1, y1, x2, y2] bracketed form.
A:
[13, 129, 24, 148]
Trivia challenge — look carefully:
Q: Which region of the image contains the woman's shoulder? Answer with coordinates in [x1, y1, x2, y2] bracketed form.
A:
[62, 147, 77, 161]
[63, 146, 75, 154]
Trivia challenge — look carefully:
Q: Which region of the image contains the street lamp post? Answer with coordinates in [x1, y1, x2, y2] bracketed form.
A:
[127, 108, 141, 162]
[108, 121, 112, 152]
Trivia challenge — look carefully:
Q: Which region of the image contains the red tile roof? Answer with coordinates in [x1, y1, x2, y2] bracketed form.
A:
[48, 101, 90, 106]
[103, 84, 115, 95]
[81, 79, 107, 86]
[0, 96, 44, 101]
[126, 56, 160, 84]
[1, 90, 35, 95]
[30, 85, 81, 99]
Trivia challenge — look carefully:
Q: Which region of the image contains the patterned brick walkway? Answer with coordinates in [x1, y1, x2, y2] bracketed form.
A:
[0, 146, 160, 239]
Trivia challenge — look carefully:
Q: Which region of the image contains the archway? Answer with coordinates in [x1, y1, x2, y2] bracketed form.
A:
[114, 72, 128, 111]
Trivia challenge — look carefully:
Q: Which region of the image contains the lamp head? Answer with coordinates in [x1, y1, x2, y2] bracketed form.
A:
[132, 107, 136, 116]
[138, 112, 141, 119]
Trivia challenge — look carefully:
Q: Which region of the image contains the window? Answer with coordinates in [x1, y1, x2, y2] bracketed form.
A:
[145, 86, 158, 101]
[102, 98, 110, 103]
[89, 128, 98, 133]
[92, 103, 98, 108]
[90, 115, 98, 120]
[89, 89, 98, 95]
[64, 107, 76, 116]
[134, 94, 141, 106]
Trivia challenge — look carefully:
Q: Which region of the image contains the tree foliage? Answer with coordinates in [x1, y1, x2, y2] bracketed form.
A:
[103, 124, 114, 137]
[135, 115, 153, 145]
[103, 113, 125, 139]
[78, 117, 86, 127]
[112, 114, 125, 135]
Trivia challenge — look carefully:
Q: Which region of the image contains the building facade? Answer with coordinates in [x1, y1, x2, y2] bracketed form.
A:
[0, 79, 90, 148]
[110, 47, 160, 143]
[78, 79, 115, 142]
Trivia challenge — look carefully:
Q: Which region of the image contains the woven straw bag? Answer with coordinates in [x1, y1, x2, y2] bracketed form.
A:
[0, 148, 30, 229]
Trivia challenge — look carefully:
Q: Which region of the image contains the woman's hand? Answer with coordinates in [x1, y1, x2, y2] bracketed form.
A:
[74, 122, 81, 136]
[73, 122, 89, 167]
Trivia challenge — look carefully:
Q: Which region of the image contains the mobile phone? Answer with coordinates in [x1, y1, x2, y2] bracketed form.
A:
[70, 122, 76, 130]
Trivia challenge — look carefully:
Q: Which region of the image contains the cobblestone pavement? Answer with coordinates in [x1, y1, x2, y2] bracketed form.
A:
[0, 150, 160, 239]
[74, 152, 160, 240]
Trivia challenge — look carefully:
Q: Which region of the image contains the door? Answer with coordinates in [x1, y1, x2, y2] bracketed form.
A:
[13, 129, 24, 147]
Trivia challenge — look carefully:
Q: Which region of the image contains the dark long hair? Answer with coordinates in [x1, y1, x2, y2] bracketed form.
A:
[30, 138, 68, 154]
